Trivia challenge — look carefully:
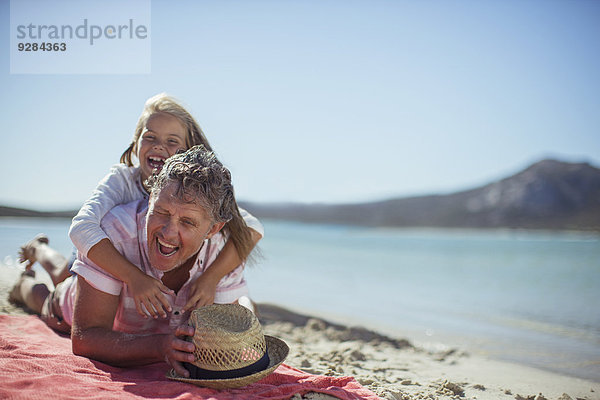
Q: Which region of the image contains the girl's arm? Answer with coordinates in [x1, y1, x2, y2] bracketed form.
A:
[182, 209, 263, 312]
[69, 165, 141, 257]
[69, 165, 173, 318]
[87, 239, 173, 317]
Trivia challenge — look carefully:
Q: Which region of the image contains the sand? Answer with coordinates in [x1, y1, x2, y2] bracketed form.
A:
[257, 304, 599, 400]
[1, 265, 598, 400]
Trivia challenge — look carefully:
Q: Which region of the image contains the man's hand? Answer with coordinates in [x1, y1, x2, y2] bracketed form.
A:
[162, 324, 196, 378]
[182, 273, 219, 312]
[128, 271, 174, 318]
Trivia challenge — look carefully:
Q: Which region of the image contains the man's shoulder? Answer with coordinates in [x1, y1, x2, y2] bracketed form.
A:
[101, 200, 148, 241]
[201, 231, 227, 263]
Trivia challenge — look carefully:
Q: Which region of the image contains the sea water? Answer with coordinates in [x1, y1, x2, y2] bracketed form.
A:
[1, 217, 598, 381]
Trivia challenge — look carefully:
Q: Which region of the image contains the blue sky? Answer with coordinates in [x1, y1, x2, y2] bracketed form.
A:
[1, 0, 599, 211]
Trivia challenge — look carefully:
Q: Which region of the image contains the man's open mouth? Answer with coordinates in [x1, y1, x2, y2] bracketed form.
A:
[157, 238, 178, 256]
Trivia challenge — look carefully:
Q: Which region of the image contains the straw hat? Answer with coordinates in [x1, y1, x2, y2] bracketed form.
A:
[166, 304, 289, 389]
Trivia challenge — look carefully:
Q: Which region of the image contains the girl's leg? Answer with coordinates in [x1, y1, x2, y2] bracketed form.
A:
[19, 235, 72, 287]
[9, 271, 71, 334]
[9, 270, 51, 315]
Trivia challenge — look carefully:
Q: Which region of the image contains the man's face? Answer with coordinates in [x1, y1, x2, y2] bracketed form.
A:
[146, 182, 222, 272]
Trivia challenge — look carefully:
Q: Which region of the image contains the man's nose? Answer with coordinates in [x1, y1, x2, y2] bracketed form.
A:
[161, 218, 178, 238]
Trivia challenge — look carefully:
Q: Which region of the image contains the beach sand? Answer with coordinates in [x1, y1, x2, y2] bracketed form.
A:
[1, 265, 598, 400]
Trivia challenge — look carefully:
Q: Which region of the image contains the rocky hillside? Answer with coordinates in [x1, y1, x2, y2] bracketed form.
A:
[240, 159, 600, 231]
[2, 159, 599, 231]
[0, 206, 76, 219]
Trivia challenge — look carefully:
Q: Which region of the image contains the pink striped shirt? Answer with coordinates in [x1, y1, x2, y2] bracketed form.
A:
[60, 200, 248, 334]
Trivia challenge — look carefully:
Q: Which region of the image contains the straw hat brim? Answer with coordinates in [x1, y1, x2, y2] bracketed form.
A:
[166, 335, 289, 389]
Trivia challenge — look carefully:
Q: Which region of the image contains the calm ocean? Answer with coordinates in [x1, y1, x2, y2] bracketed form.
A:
[1, 217, 599, 381]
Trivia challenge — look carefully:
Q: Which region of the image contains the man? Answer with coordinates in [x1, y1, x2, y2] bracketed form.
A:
[10, 145, 250, 378]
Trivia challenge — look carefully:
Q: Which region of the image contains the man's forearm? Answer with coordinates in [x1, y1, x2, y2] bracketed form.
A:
[71, 326, 167, 367]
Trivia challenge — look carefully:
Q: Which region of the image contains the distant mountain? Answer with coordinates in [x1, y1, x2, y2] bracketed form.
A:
[0, 206, 76, 219]
[2, 159, 599, 231]
[240, 160, 600, 231]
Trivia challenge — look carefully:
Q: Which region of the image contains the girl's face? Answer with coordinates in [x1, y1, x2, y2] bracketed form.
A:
[136, 112, 187, 182]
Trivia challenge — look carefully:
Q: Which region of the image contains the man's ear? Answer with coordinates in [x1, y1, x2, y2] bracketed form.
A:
[206, 221, 226, 239]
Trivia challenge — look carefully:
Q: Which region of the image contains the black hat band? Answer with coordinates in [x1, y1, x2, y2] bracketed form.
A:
[184, 349, 270, 380]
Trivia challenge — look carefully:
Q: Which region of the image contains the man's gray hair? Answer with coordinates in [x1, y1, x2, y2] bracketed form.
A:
[147, 145, 234, 223]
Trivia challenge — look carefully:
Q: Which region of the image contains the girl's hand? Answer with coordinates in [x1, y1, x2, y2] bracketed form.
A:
[182, 273, 219, 312]
[162, 324, 195, 378]
[128, 272, 174, 318]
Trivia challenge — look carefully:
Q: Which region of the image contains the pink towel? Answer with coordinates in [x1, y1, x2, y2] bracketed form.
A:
[0, 315, 380, 400]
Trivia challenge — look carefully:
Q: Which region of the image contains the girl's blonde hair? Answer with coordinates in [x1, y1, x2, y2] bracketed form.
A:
[120, 93, 213, 167]
[121, 94, 255, 261]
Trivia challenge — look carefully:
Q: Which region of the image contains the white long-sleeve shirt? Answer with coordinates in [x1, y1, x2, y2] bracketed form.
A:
[69, 163, 264, 257]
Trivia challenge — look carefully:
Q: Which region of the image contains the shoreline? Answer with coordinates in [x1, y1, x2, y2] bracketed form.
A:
[256, 300, 600, 383]
[256, 303, 599, 400]
[1, 265, 598, 399]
